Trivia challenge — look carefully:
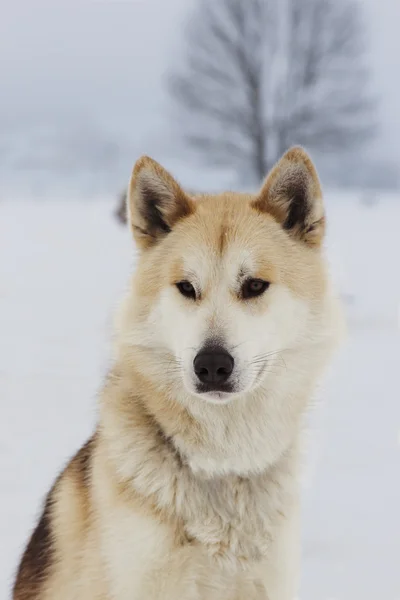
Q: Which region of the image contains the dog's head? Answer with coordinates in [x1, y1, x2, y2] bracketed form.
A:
[117, 148, 342, 407]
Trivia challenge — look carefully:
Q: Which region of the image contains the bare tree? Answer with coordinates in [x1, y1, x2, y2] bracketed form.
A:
[168, 0, 375, 185]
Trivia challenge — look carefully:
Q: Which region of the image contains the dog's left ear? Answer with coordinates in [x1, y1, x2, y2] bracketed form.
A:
[252, 147, 325, 247]
[127, 156, 194, 249]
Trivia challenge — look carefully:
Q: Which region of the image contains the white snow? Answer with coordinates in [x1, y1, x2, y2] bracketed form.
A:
[1, 194, 399, 599]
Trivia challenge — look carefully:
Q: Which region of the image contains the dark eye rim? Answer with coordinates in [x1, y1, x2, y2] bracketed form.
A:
[176, 280, 197, 300]
[241, 278, 270, 300]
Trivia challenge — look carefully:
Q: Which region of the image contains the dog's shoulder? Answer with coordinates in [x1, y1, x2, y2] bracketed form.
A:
[13, 435, 96, 600]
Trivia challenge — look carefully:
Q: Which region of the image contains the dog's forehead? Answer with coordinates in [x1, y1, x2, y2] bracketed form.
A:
[182, 243, 256, 282]
[176, 197, 283, 280]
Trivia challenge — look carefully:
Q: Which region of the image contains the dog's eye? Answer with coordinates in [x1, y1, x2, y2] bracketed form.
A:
[241, 278, 270, 299]
[176, 281, 197, 300]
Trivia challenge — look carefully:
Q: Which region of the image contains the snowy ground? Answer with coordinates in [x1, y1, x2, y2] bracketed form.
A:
[1, 194, 399, 599]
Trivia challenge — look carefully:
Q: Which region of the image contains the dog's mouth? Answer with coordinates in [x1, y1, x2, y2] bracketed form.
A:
[195, 381, 234, 395]
[192, 362, 269, 401]
[194, 381, 236, 402]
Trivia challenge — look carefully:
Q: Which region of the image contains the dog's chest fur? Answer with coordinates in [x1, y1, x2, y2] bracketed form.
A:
[178, 468, 293, 568]
[102, 397, 297, 571]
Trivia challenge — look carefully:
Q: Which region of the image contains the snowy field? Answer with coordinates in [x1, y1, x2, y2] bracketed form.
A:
[1, 194, 399, 599]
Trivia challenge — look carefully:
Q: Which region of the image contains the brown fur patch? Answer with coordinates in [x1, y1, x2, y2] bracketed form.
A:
[70, 434, 95, 490]
[13, 485, 57, 600]
[218, 222, 228, 255]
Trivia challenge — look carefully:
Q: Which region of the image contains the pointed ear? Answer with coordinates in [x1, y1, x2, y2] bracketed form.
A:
[252, 147, 325, 247]
[127, 156, 195, 249]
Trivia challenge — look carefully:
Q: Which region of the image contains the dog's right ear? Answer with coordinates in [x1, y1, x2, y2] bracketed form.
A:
[127, 156, 194, 249]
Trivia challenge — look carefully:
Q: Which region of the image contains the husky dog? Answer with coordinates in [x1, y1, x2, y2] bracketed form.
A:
[14, 147, 342, 600]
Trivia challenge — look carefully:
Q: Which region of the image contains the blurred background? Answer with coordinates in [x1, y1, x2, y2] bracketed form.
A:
[0, 1, 399, 599]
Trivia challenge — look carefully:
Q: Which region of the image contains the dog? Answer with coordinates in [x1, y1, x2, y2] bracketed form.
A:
[14, 147, 343, 600]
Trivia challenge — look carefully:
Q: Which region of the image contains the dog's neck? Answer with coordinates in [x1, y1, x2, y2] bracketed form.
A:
[103, 355, 311, 479]
[99, 363, 302, 567]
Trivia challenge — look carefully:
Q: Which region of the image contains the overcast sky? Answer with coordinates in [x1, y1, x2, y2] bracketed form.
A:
[0, 0, 399, 178]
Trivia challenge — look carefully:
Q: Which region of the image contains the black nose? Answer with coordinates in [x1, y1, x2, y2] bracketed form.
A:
[193, 348, 234, 385]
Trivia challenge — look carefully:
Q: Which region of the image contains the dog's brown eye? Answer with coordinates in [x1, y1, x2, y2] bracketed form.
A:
[176, 281, 196, 299]
[241, 278, 270, 299]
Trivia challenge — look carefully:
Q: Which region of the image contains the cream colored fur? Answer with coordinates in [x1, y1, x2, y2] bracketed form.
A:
[14, 147, 343, 600]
